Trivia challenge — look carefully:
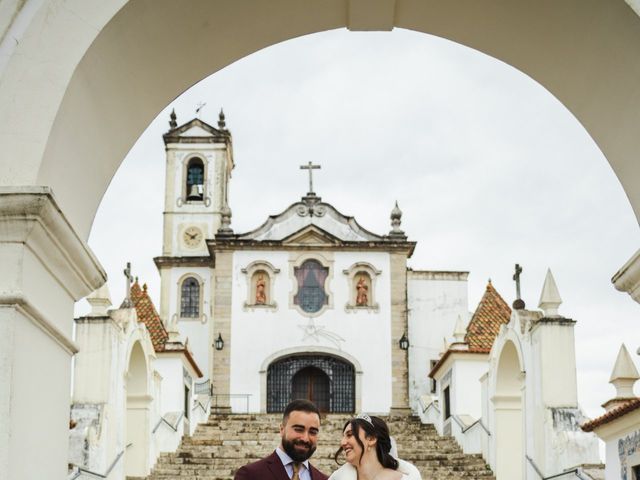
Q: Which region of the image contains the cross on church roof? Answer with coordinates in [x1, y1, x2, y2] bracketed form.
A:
[512, 263, 525, 310]
[121, 261, 134, 308]
[300, 161, 321, 195]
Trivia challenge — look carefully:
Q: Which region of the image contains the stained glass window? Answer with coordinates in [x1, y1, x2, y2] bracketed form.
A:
[180, 277, 200, 317]
[294, 260, 328, 313]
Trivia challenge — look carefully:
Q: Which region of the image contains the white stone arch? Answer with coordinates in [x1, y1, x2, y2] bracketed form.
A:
[489, 336, 526, 480]
[123, 337, 154, 479]
[259, 345, 363, 413]
[4, 2, 640, 239]
[6, 2, 640, 478]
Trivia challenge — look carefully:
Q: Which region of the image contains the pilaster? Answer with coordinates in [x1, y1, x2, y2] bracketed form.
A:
[0, 187, 106, 480]
[389, 252, 410, 415]
[211, 250, 232, 411]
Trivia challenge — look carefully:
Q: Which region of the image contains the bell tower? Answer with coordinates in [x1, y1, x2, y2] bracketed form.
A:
[161, 108, 233, 257]
[154, 109, 233, 378]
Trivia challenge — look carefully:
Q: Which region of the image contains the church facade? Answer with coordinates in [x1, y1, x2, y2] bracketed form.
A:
[154, 112, 469, 415]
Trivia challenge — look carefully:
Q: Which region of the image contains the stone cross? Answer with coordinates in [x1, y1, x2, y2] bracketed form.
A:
[512, 263, 525, 309]
[300, 161, 321, 195]
[122, 261, 133, 308]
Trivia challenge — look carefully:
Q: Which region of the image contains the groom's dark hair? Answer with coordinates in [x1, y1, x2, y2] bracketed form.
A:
[282, 399, 321, 423]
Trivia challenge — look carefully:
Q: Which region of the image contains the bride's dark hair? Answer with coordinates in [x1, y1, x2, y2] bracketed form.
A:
[334, 415, 399, 470]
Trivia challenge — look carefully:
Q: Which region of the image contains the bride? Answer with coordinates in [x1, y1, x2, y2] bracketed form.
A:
[329, 414, 422, 480]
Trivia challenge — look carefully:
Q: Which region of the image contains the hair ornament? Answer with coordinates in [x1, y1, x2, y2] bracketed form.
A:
[355, 413, 374, 425]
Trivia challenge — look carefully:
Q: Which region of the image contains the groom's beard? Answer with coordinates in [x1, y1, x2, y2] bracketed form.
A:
[281, 436, 317, 462]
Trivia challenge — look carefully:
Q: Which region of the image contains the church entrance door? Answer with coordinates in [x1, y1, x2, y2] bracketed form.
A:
[291, 366, 330, 412]
[267, 354, 354, 413]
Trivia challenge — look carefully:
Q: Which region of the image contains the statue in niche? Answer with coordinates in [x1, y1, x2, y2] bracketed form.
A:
[356, 275, 369, 306]
[255, 274, 267, 305]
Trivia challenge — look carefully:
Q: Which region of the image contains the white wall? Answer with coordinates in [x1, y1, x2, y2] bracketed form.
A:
[229, 249, 392, 413]
[453, 359, 488, 420]
[167, 265, 212, 379]
[407, 271, 468, 412]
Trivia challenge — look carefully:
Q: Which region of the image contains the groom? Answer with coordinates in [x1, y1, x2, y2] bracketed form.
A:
[234, 399, 329, 480]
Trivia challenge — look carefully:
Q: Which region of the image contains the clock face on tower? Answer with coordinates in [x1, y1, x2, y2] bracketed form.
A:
[183, 226, 203, 248]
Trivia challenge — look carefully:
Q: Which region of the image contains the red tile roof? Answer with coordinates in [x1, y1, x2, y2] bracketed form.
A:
[465, 281, 512, 352]
[429, 281, 511, 378]
[581, 398, 640, 432]
[131, 281, 169, 352]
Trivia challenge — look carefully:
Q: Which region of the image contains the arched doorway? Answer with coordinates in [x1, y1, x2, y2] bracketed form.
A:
[291, 366, 330, 412]
[267, 354, 355, 413]
[492, 340, 524, 480]
[125, 341, 151, 478]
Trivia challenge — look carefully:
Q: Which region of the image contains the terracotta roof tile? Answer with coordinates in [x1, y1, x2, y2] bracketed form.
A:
[131, 281, 169, 352]
[465, 281, 512, 352]
[581, 398, 640, 432]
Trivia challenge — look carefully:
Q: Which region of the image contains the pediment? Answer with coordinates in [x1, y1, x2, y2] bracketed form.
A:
[282, 226, 342, 246]
[181, 125, 213, 137]
[236, 198, 386, 243]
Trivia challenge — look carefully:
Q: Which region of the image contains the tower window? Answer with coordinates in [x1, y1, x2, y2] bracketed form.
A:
[294, 260, 329, 313]
[186, 158, 204, 201]
[180, 277, 200, 317]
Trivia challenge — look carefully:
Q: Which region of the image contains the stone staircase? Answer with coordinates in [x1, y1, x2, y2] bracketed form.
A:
[146, 414, 494, 480]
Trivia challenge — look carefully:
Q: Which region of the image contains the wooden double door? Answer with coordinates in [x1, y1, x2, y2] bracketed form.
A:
[291, 366, 330, 412]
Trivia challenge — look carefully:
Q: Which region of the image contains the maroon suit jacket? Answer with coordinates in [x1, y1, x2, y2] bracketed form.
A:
[234, 451, 329, 480]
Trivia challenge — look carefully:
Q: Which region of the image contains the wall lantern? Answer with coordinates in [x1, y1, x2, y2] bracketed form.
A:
[214, 333, 224, 351]
[399, 333, 409, 351]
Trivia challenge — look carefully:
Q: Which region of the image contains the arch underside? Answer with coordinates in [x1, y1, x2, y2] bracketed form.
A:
[2, 1, 640, 238]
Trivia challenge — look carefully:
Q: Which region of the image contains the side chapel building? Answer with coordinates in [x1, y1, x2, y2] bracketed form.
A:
[153, 111, 470, 415]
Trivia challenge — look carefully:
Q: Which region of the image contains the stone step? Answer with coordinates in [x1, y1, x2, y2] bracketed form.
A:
[146, 414, 495, 480]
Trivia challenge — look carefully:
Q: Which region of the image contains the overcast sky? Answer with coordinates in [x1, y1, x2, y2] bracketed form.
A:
[81, 28, 640, 427]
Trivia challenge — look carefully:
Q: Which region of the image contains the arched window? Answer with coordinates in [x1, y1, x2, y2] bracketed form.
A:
[180, 277, 200, 317]
[185, 158, 204, 201]
[294, 260, 329, 313]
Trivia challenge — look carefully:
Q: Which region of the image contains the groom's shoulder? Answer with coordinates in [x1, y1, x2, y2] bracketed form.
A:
[234, 452, 279, 479]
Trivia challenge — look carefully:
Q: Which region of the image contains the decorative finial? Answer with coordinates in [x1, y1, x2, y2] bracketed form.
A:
[169, 109, 177, 129]
[218, 109, 226, 130]
[453, 315, 466, 343]
[120, 262, 134, 308]
[217, 205, 233, 235]
[143, 283, 148, 292]
[605, 344, 640, 411]
[389, 201, 405, 237]
[86, 284, 112, 317]
[512, 263, 525, 310]
[538, 268, 562, 317]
